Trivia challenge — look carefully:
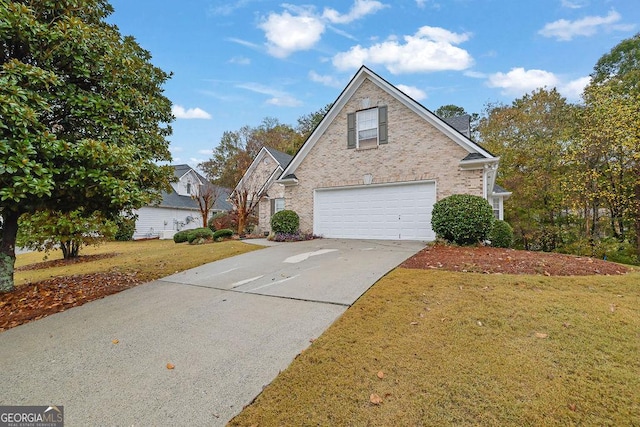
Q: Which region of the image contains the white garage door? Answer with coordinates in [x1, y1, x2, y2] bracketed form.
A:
[314, 181, 436, 240]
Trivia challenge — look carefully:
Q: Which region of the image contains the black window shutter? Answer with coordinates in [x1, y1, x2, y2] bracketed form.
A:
[347, 112, 356, 149]
[270, 199, 275, 216]
[378, 106, 388, 144]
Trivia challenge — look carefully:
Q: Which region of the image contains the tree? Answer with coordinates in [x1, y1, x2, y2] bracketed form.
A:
[477, 89, 578, 250]
[296, 102, 332, 141]
[17, 209, 117, 259]
[192, 182, 223, 228]
[571, 33, 640, 255]
[0, 1, 173, 292]
[435, 104, 480, 139]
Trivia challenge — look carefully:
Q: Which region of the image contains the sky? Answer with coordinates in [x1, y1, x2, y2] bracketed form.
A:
[107, 0, 639, 169]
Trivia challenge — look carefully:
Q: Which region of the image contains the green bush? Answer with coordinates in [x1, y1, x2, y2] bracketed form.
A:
[114, 214, 137, 241]
[489, 220, 514, 248]
[186, 227, 214, 243]
[213, 228, 234, 239]
[173, 230, 189, 243]
[271, 210, 300, 234]
[431, 194, 494, 245]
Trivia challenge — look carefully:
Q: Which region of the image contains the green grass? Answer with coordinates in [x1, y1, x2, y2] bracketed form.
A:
[15, 239, 261, 286]
[230, 268, 640, 426]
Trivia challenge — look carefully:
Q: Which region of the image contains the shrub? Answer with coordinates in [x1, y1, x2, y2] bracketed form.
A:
[271, 210, 300, 234]
[173, 230, 189, 243]
[113, 214, 137, 241]
[213, 228, 234, 239]
[271, 232, 318, 242]
[209, 211, 237, 232]
[489, 220, 514, 248]
[431, 194, 494, 245]
[186, 227, 214, 243]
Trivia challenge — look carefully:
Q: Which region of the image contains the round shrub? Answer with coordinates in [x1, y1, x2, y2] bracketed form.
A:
[173, 230, 189, 243]
[489, 220, 514, 248]
[186, 227, 214, 243]
[431, 194, 494, 245]
[271, 210, 300, 234]
[213, 228, 234, 240]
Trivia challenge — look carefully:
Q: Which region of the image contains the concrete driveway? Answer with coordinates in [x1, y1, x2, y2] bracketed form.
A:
[0, 238, 425, 426]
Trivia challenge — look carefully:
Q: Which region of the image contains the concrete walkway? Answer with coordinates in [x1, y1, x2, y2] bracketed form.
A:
[0, 239, 425, 426]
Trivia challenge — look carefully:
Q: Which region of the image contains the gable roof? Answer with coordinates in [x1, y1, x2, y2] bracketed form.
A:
[234, 146, 293, 194]
[159, 164, 231, 211]
[264, 146, 293, 169]
[280, 66, 497, 180]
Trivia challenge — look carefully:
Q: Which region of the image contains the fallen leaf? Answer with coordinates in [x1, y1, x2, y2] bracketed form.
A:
[477, 321, 483, 326]
[535, 332, 548, 339]
[377, 371, 384, 379]
[609, 304, 616, 313]
[166, 363, 175, 370]
[370, 393, 383, 405]
[568, 403, 577, 411]
[410, 321, 418, 326]
[112, 339, 119, 345]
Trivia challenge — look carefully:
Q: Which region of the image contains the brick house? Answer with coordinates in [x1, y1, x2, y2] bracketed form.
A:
[242, 66, 509, 240]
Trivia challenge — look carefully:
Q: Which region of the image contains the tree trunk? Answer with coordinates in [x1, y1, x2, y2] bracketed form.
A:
[0, 210, 20, 293]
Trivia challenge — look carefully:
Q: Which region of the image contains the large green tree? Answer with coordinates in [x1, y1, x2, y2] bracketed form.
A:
[571, 33, 640, 254]
[478, 89, 578, 250]
[0, 0, 173, 292]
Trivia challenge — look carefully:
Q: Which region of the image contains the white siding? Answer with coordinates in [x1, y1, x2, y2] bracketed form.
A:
[133, 206, 201, 239]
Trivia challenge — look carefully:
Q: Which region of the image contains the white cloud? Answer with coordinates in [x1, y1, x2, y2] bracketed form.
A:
[172, 105, 212, 120]
[486, 68, 590, 100]
[258, 1, 386, 58]
[332, 26, 473, 74]
[198, 149, 213, 155]
[322, 0, 387, 24]
[309, 70, 343, 88]
[229, 56, 251, 65]
[539, 10, 626, 41]
[561, 0, 587, 9]
[416, 0, 427, 8]
[259, 11, 325, 58]
[396, 84, 427, 101]
[237, 82, 302, 107]
[227, 37, 261, 50]
[560, 76, 591, 100]
[487, 68, 560, 96]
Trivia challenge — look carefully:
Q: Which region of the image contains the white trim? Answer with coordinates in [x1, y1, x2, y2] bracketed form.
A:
[234, 147, 283, 194]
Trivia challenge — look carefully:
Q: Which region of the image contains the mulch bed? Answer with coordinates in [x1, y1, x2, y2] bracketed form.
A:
[401, 244, 630, 276]
[0, 271, 143, 332]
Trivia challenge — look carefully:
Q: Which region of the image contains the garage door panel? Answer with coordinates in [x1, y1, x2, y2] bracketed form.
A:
[314, 181, 435, 241]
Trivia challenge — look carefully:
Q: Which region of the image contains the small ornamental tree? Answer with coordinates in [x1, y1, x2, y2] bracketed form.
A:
[17, 209, 117, 258]
[271, 210, 300, 234]
[431, 194, 495, 245]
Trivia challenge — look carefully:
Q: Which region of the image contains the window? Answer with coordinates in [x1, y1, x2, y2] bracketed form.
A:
[271, 198, 285, 215]
[186, 183, 192, 195]
[357, 108, 378, 149]
[347, 106, 387, 149]
[492, 197, 501, 219]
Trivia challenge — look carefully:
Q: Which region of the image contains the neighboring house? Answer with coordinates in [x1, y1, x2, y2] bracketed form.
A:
[232, 146, 292, 234]
[133, 164, 231, 239]
[240, 66, 510, 240]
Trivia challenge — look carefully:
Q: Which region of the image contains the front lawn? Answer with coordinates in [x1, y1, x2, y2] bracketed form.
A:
[230, 268, 640, 426]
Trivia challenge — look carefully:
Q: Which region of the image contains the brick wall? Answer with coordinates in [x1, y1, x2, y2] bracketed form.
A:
[284, 78, 484, 234]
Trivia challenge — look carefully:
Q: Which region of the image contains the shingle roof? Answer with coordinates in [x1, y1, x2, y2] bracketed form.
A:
[493, 184, 511, 194]
[462, 152, 487, 161]
[442, 115, 471, 138]
[159, 165, 232, 211]
[264, 147, 293, 169]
